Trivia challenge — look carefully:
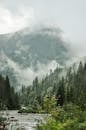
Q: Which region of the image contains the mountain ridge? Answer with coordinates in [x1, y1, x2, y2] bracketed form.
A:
[0, 26, 71, 87]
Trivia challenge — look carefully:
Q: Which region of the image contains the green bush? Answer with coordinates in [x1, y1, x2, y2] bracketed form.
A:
[36, 104, 86, 130]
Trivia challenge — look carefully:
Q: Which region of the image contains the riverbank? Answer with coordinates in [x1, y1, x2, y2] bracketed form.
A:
[0, 110, 48, 130]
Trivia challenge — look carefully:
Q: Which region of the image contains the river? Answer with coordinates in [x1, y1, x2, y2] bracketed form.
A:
[0, 111, 48, 130]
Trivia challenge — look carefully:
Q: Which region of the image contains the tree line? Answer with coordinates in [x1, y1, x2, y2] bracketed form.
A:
[0, 61, 86, 112]
[36, 62, 86, 130]
[19, 61, 86, 112]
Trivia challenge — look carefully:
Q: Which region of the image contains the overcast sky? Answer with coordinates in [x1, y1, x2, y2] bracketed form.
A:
[0, 0, 86, 49]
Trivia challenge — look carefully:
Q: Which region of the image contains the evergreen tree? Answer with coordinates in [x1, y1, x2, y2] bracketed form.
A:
[56, 77, 65, 106]
[0, 75, 20, 110]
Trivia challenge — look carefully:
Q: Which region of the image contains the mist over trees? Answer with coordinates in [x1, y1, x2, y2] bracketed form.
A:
[19, 61, 86, 112]
[0, 61, 86, 112]
[0, 61, 86, 129]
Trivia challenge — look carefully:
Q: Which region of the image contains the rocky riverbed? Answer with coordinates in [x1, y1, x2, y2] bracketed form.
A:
[0, 111, 48, 130]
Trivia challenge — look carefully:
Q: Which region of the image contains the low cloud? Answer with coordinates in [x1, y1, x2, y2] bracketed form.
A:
[0, 6, 34, 34]
[8, 59, 58, 86]
[0, 53, 58, 87]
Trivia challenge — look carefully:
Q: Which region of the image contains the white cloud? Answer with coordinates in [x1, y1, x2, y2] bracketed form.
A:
[0, 6, 34, 34]
[3, 55, 58, 86]
[18, 60, 58, 86]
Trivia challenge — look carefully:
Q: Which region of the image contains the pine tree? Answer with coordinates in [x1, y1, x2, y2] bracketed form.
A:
[56, 77, 65, 106]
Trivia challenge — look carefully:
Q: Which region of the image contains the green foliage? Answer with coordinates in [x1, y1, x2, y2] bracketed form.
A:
[19, 68, 62, 112]
[18, 61, 86, 130]
[43, 95, 57, 113]
[19, 61, 86, 114]
[36, 104, 86, 130]
[35, 61, 86, 130]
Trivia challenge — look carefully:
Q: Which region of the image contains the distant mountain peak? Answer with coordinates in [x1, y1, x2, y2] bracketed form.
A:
[0, 26, 71, 87]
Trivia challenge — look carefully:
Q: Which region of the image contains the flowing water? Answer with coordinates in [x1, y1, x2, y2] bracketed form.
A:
[0, 111, 48, 130]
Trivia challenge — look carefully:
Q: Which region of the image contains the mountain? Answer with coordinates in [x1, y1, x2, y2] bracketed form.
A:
[0, 27, 71, 87]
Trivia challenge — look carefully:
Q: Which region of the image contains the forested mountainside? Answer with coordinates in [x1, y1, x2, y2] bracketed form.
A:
[0, 27, 71, 87]
[0, 61, 86, 112]
[19, 61, 86, 112]
[0, 61, 86, 129]
[36, 62, 86, 130]
[0, 62, 86, 111]
[19, 61, 86, 130]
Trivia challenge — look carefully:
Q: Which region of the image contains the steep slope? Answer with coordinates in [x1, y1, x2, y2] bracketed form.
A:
[0, 27, 71, 87]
